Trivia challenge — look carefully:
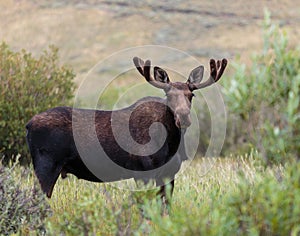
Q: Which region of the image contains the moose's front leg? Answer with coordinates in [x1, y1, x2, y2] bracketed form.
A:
[157, 179, 175, 215]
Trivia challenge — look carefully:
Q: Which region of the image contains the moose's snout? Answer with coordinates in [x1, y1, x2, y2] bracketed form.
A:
[175, 110, 191, 129]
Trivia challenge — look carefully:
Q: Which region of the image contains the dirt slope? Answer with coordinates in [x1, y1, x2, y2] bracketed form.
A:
[1, 0, 299, 80]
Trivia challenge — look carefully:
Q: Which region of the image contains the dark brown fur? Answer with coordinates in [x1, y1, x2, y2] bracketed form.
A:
[26, 57, 227, 201]
[26, 97, 182, 198]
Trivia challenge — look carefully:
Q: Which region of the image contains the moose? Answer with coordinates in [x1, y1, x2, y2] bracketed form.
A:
[26, 57, 227, 201]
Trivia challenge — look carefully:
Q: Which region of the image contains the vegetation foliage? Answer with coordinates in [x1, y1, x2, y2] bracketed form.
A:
[0, 161, 50, 235]
[1, 156, 299, 235]
[223, 11, 300, 164]
[0, 43, 76, 164]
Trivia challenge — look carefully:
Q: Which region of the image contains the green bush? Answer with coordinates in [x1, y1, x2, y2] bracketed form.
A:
[220, 162, 300, 235]
[0, 161, 51, 235]
[0, 42, 76, 165]
[223, 10, 300, 164]
[145, 158, 300, 236]
[46, 185, 148, 235]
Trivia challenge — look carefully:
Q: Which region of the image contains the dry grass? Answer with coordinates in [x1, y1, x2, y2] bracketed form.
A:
[1, 0, 299, 84]
[14, 156, 260, 234]
[6, 154, 296, 235]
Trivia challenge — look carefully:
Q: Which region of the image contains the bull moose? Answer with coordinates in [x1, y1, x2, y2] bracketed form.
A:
[26, 57, 227, 201]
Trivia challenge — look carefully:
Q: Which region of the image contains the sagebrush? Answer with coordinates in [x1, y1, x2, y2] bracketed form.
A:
[0, 162, 51, 235]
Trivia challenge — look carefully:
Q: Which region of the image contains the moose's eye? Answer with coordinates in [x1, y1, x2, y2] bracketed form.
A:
[186, 93, 195, 101]
[189, 93, 195, 99]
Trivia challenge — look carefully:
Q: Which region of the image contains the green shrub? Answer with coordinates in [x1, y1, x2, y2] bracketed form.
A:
[46, 185, 147, 235]
[145, 158, 300, 236]
[0, 42, 76, 165]
[223, 10, 300, 164]
[212, 161, 300, 235]
[0, 161, 51, 235]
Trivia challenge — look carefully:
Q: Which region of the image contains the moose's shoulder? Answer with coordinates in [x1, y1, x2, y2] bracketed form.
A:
[132, 96, 165, 107]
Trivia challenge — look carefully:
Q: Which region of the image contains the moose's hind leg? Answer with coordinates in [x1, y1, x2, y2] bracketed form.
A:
[32, 149, 63, 198]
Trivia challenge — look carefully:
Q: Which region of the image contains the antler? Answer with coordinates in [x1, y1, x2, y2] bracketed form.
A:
[133, 57, 145, 76]
[133, 57, 171, 90]
[189, 58, 227, 90]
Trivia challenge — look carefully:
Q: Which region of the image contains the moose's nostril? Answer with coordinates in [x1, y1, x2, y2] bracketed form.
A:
[174, 112, 192, 128]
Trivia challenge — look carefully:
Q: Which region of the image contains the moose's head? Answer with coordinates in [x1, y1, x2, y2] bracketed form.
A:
[133, 57, 227, 129]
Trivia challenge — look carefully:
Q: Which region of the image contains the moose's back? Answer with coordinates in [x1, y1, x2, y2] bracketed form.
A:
[26, 96, 182, 185]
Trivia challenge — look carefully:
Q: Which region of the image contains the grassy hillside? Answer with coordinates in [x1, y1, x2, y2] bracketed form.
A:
[1, 0, 299, 81]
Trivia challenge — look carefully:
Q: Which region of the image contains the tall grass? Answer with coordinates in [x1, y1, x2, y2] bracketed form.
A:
[3, 154, 299, 235]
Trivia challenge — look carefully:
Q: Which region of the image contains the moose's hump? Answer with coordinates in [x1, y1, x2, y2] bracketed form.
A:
[26, 106, 72, 131]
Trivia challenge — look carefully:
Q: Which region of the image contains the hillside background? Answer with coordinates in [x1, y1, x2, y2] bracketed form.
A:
[1, 0, 300, 83]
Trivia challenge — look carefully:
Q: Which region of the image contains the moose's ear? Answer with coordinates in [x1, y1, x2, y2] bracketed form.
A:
[187, 66, 204, 85]
[154, 66, 170, 84]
